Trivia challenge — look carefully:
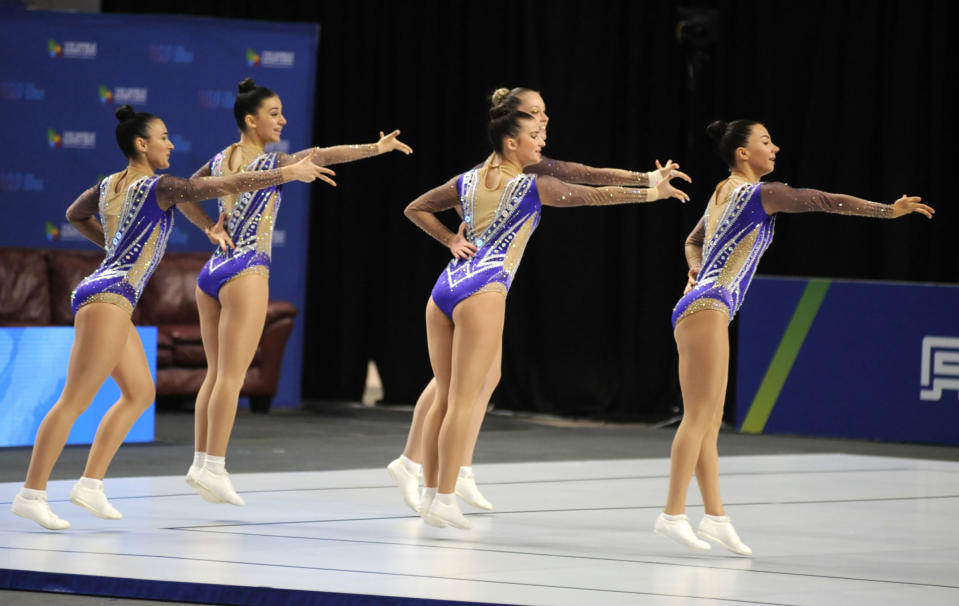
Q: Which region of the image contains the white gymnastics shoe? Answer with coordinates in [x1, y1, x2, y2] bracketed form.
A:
[423, 496, 471, 530]
[455, 471, 493, 511]
[12, 493, 71, 530]
[387, 457, 421, 513]
[697, 515, 753, 556]
[70, 482, 122, 520]
[654, 512, 710, 552]
[194, 467, 245, 506]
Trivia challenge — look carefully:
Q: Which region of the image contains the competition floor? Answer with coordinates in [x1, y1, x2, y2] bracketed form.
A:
[2, 450, 958, 605]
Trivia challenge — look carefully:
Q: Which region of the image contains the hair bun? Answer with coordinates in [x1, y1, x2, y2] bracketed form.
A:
[115, 105, 136, 122]
[706, 120, 727, 142]
[491, 87, 511, 107]
[237, 77, 257, 94]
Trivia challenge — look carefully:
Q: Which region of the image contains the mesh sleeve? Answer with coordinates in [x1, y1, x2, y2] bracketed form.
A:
[684, 215, 706, 273]
[64, 185, 100, 222]
[278, 143, 379, 168]
[536, 175, 657, 207]
[761, 182, 893, 218]
[527, 156, 649, 186]
[404, 175, 461, 246]
[156, 170, 285, 208]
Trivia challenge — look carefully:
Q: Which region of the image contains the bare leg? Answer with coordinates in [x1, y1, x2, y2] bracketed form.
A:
[401, 378, 436, 463]
[664, 310, 728, 515]
[462, 342, 502, 466]
[23, 304, 131, 490]
[693, 365, 728, 516]
[438, 293, 505, 494]
[81, 323, 156, 479]
[205, 274, 268, 457]
[193, 286, 222, 454]
[421, 299, 453, 489]
[403, 340, 500, 466]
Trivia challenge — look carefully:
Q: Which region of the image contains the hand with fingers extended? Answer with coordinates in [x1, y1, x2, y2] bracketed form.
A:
[376, 130, 413, 155]
[449, 222, 477, 260]
[284, 148, 338, 186]
[683, 268, 699, 295]
[890, 195, 934, 219]
[205, 212, 235, 252]
[654, 159, 692, 185]
[656, 170, 692, 203]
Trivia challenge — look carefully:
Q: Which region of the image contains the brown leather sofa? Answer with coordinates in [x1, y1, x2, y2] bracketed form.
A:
[0, 247, 296, 413]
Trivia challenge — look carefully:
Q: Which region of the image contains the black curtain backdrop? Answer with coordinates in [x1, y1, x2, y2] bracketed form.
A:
[104, 0, 957, 421]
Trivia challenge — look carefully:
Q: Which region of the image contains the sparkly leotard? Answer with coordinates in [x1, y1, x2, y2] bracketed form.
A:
[671, 181, 893, 327]
[194, 141, 380, 299]
[66, 167, 290, 315]
[71, 174, 173, 315]
[430, 170, 542, 317]
[406, 159, 664, 318]
[196, 147, 282, 298]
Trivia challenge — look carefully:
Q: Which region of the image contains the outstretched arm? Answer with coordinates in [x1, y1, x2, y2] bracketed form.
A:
[528, 157, 691, 188]
[156, 149, 335, 209]
[64, 185, 105, 248]
[760, 182, 934, 219]
[279, 129, 413, 167]
[536, 173, 690, 208]
[404, 175, 476, 259]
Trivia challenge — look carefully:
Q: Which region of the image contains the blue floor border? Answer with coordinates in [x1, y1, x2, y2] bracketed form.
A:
[0, 569, 515, 606]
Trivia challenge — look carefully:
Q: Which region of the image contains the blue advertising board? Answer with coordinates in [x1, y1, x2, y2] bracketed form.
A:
[737, 276, 959, 445]
[0, 326, 156, 448]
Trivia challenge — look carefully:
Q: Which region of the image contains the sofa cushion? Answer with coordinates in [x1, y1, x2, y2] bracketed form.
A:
[0, 248, 52, 325]
[47, 249, 105, 325]
[138, 252, 209, 325]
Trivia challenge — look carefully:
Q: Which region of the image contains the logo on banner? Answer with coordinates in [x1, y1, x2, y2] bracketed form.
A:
[198, 89, 235, 109]
[45, 222, 60, 241]
[920, 336, 959, 401]
[246, 47, 294, 68]
[0, 82, 45, 101]
[148, 44, 194, 63]
[0, 172, 44, 192]
[47, 128, 96, 149]
[99, 85, 148, 105]
[48, 38, 97, 59]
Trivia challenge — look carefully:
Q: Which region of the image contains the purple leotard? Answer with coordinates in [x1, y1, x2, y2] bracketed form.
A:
[196, 150, 281, 298]
[430, 170, 542, 318]
[71, 175, 173, 315]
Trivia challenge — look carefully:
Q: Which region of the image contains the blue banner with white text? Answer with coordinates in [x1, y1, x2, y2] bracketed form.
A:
[0, 9, 319, 408]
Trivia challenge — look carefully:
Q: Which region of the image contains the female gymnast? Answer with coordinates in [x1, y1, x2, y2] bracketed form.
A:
[186, 78, 412, 505]
[405, 106, 689, 529]
[11, 105, 333, 530]
[655, 119, 933, 554]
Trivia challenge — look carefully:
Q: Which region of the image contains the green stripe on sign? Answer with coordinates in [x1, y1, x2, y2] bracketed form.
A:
[740, 279, 831, 434]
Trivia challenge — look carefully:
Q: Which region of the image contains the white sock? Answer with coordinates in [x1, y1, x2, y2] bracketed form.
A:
[193, 452, 206, 468]
[458, 466, 472, 478]
[19, 487, 46, 501]
[399, 455, 420, 475]
[78, 476, 103, 490]
[704, 513, 729, 523]
[204, 454, 226, 474]
[420, 487, 437, 501]
[435, 492, 456, 506]
[662, 512, 686, 521]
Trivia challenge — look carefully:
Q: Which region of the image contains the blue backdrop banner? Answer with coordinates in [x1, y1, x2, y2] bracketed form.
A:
[0, 9, 319, 408]
[736, 276, 959, 445]
[0, 326, 156, 448]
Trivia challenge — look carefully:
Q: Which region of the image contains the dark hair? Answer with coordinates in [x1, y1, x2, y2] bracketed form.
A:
[490, 86, 538, 112]
[706, 119, 761, 168]
[115, 104, 158, 159]
[233, 77, 277, 131]
[488, 106, 535, 154]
